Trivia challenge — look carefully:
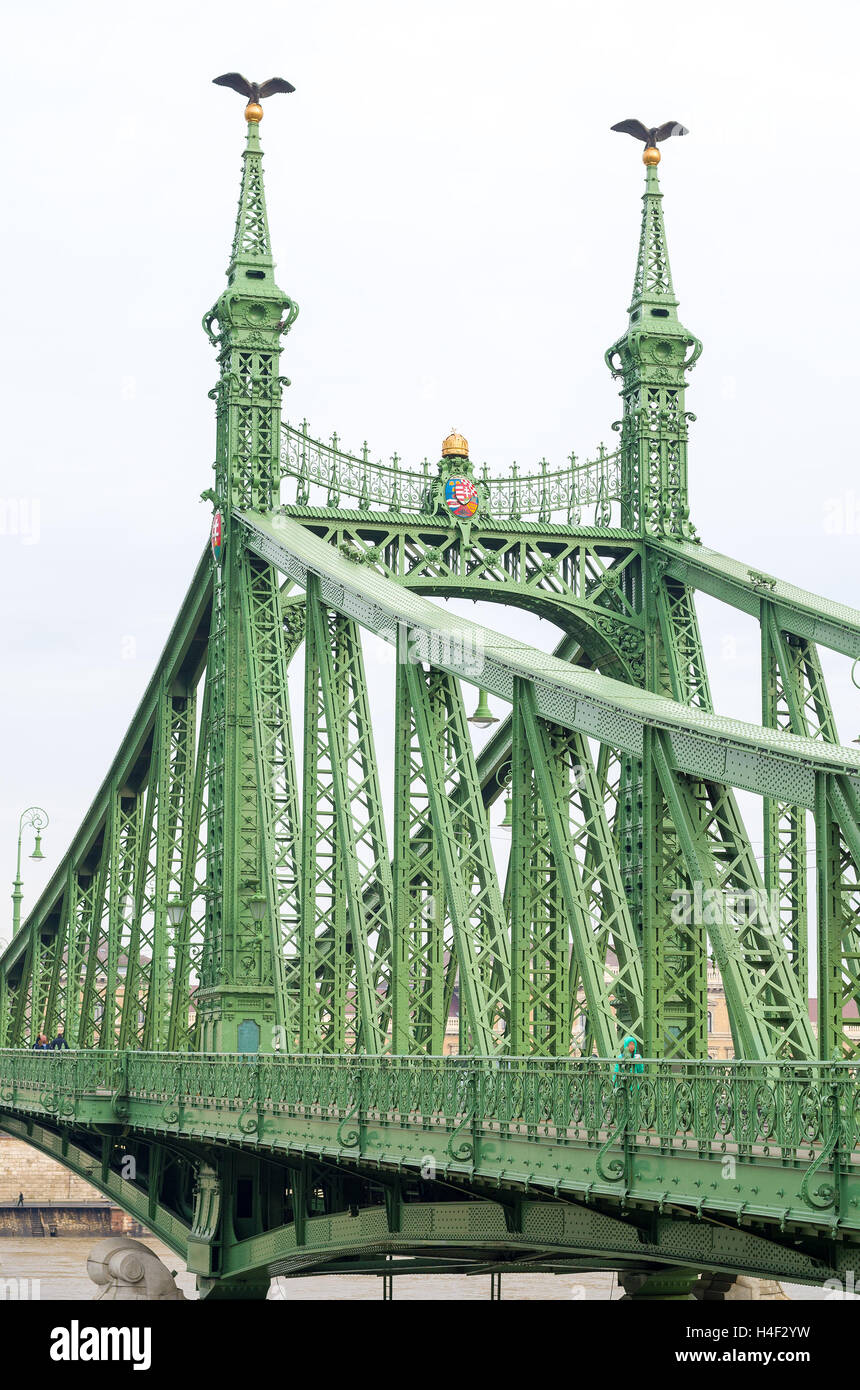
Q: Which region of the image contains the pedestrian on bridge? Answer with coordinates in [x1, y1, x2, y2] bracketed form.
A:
[32, 1033, 49, 1050]
[613, 1035, 643, 1087]
[50, 1029, 69, 1050]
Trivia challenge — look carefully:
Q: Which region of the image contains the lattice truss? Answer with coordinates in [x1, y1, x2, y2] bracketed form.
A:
[632, 170, 675, 303]
[760, 604, 837, 985]
[644, 581, 829, 1061]
[231, 130, 271, 262]
[3, 544, 859, 1066]
[305, 518, 641, 624]
[3, 684, 210, 1054]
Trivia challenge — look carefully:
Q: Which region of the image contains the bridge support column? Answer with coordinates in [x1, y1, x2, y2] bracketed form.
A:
[618, 1266, 702, 1300]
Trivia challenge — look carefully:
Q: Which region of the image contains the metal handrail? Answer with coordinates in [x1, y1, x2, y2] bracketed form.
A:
[279, 420, 622, 523]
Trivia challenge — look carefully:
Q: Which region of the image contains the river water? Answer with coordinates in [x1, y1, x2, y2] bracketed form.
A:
[0, 1238, 846, 1300]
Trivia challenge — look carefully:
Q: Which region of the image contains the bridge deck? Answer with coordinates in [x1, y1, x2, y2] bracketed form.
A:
[1, 1050, 856, 1242]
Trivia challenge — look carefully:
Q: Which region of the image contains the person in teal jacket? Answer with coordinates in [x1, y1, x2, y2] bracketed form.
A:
[613, 1035, 644, 1085]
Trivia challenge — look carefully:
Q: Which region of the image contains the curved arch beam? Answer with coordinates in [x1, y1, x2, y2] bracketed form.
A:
[0, 1115, 192, 1256]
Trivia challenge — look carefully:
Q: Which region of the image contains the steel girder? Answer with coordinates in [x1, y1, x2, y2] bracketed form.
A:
[509, 688, 569, 1055]
[512, 679, 643, 1057]
[299, 576, 349, 1052]
[308, 578, 391, 1052]
[242, 511, 860, 1063]
[281, 513, 644, 677]
[403, 650, 510, 1054]
[817, 775, 860, 1058]
[299, 576, 393, 1052]
[760, 602, 840, 998]
[1, 676, 209, 1054]
[651, 732, 816, 1060]
[5, 505, 858, 1065]
[239, 550, 302, 1044]
[641, 575, 709, 1056]
[651, 574, 817, 1059]
[652, 535, 860, 662]
[391, 641, 448, 1054]
[0, 1116, 195, 1257]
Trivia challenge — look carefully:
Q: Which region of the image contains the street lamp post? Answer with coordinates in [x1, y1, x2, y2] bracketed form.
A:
[11, 807, 48, 937]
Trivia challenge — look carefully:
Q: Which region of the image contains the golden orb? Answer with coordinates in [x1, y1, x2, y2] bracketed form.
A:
[643, 146, 661, 166]
[442, 430, 469, 459]
[245, 101, 264, 124]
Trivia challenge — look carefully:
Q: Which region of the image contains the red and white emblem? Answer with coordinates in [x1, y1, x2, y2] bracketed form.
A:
[211, 510, 224, 563]
[444, 476, 478, 518]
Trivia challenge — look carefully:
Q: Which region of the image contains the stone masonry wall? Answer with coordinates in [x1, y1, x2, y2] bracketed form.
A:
[0, 1132, 102, 1203]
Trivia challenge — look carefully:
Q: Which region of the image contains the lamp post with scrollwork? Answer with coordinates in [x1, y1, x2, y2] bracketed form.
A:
[11, 806, 48, 937]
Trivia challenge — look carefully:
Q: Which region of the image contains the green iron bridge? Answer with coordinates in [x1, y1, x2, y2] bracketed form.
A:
[1, 90, 859, 1299]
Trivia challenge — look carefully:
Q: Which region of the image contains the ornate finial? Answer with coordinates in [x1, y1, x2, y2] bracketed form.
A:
[442, 429, 469, 459]
[611, 119, 688, 164]
[213, 73, 296, 123]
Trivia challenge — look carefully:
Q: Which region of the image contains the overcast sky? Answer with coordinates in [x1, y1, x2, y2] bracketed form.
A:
[1, 0, 858, 954]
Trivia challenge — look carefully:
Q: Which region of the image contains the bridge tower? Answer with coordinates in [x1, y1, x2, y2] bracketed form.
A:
[605, 144, 701, 540]
[605, 142, 711, 1060]
[197, 100, 298, 1053]
[605, 139, 815, 1065]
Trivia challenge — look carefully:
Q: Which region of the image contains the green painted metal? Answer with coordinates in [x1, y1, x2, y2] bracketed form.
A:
[280, 419, 622, 527]
[605, 162, 701, 539]
[760, 603, 841, 1001]
[2, 106, 860, 1292]
[3, 1047, 860, 1287]
[654, 535, 860, 661]
[243, 508, 860, 802]
[513, 679, 643, 1056]
[197, 108, 298, 1053]
[403, 654, 510, 1053]
[391, 634, 447, 1054]
[305, 578, 391, 1052]
[239, 549, 301, 1044]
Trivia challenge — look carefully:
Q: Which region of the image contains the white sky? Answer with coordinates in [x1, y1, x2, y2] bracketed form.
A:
[0, 0, 858, 954]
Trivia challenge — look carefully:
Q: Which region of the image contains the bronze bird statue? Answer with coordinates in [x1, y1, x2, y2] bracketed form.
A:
[213, 73, 296, 101]
[611, 119, 688, 147]
[213, 73, 295, 124]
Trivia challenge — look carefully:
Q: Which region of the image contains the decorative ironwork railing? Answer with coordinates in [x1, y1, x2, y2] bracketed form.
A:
[279, 421, 622, 525]
[2, 1051, 858, 1182]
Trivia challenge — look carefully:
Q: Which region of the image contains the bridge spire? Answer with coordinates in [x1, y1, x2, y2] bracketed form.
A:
[198, 83, 299, 1053]
[227, 110, 276, 284]
[605, 134, 701, 538]
[629, 155, 678, 321]
[203, 85, 298, 514]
